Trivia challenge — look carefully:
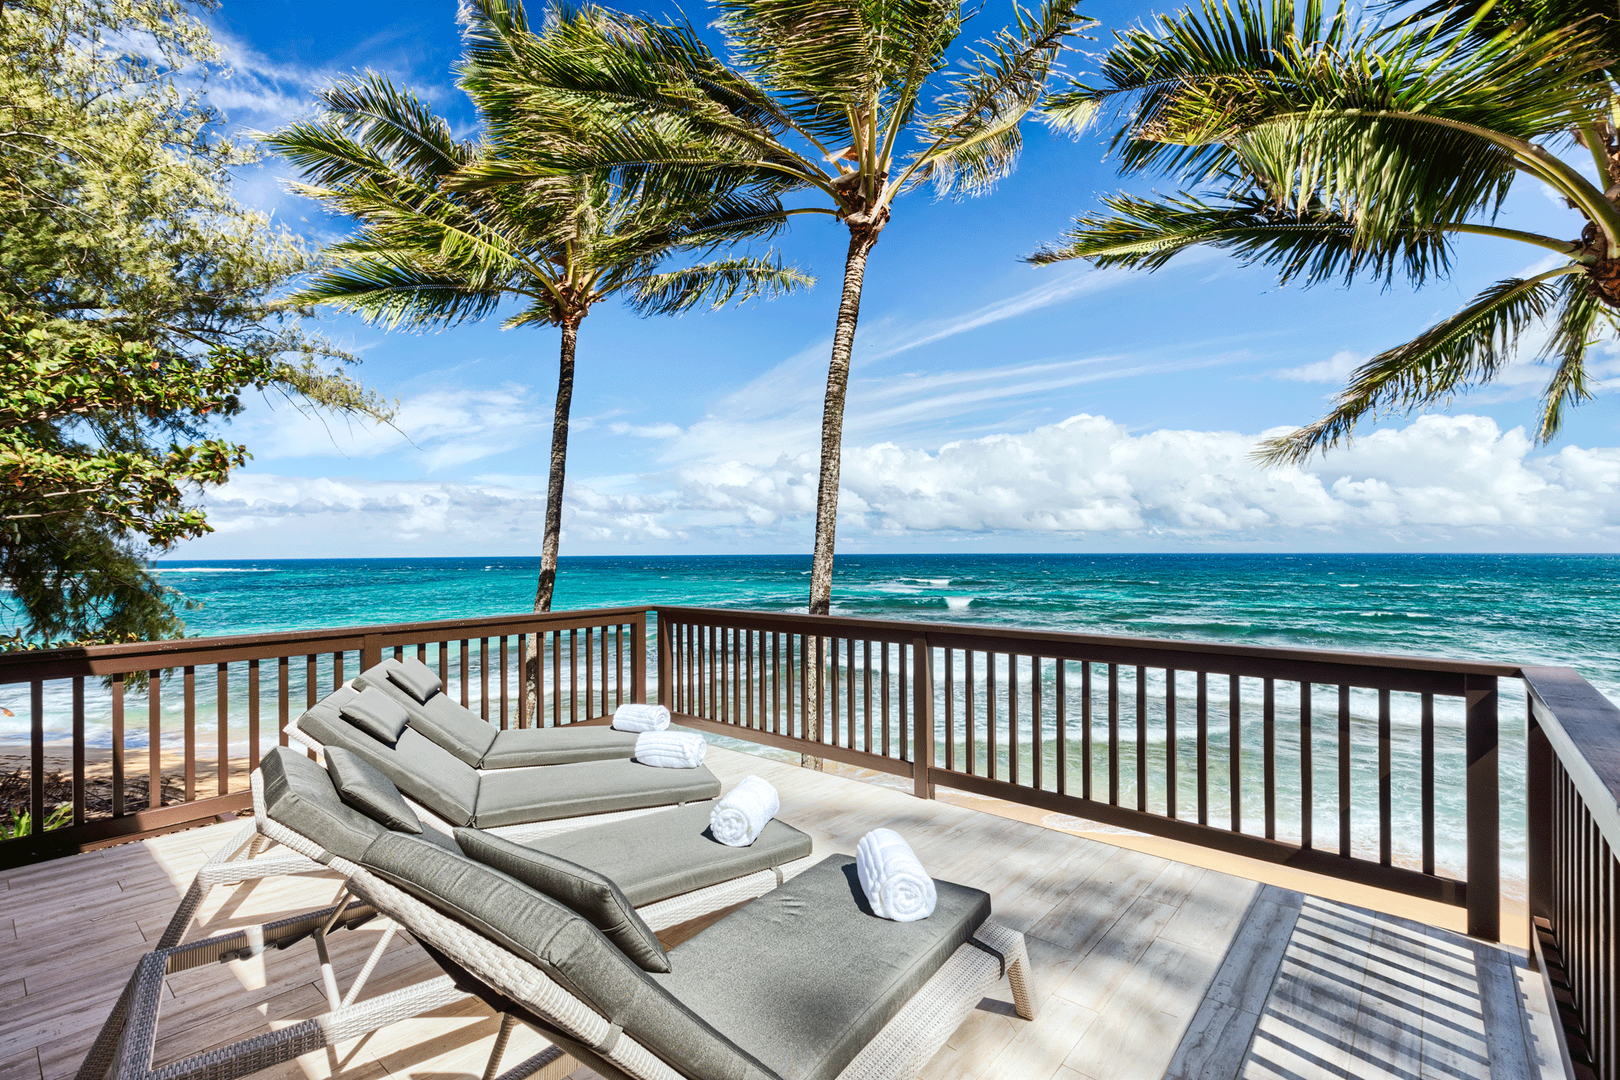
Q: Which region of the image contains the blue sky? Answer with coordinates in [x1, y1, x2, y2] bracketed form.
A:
[177, 0, 1620, 558]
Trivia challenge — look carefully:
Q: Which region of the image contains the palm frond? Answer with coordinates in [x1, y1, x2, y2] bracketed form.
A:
[1535, 274, 1611, 442]
[1257, 267, 1580, 462]
[622, 254, 812, 317]
[1029, 189, 1454, 288]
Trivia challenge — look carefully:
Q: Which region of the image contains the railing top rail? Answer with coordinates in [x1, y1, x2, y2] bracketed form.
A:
[0, 606, 651, 684]
[653, 605, 1522, 685]
[1525, 665, 1620, 847]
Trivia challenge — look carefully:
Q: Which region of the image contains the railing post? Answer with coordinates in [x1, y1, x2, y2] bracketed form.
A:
[639, 611, 653, 706]
[1466, 674, 1500, 941]
[913, 637, 935, 800]
[361, 634, 382, 672]
[1526, 694, 1552, 926]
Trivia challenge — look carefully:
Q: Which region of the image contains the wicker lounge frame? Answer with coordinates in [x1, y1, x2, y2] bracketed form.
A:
[81, 776, 1034, 1080]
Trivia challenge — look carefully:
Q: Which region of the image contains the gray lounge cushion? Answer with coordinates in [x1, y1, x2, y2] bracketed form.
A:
[297, 697, 481, 826]
[339, 686, 411, 745]
[360, 833, 779, 1080]
[481, 726, 640, 769]
[652, 854, 991, 1080]
[387, 656, 444, 703]
[524, 802, 814, 907]
[325, 746, 422, 834]
[258, 746, 386, 865]
[472, 759, 722, 829]
[454, 827, 669, 973]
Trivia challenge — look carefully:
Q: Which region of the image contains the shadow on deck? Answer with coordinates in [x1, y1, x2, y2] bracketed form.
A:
[0, 746, 1563, 1080]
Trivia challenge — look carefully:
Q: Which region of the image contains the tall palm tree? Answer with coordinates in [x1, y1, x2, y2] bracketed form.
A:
[459, 0, 1089, 615]
[1031, 0, 1617, 461]
[266, 76, 808, 611]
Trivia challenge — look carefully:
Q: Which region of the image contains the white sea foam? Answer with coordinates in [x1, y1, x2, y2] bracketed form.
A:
[945, 596, 973, 610]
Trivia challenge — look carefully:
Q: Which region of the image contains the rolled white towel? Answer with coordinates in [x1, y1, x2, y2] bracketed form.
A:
[856, 828, 937, 922]
[708, 775, 779, 847]
[612, 702, 671, 732]
[634, 730, 707, 769]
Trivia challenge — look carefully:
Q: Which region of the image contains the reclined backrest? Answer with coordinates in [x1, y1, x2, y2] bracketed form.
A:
[259, 746, 388, 864]
[294, 686, 481, 826]
[352, 657, 496, 769]
[360, 832, 783, 1080]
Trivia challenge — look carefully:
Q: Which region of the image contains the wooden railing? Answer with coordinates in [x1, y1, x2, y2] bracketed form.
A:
[0, 608, 645, 867]
[1525, 666, 1620, 1080]
[655, 606, 1515, 940]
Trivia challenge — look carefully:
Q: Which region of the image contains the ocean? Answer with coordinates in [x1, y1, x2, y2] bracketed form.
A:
[7, 552, 1619, 889]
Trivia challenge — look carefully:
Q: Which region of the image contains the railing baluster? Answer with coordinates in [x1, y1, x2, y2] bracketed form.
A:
[149, 669, 163, 810]
[1057, 659, 1068, 796]
[278, 657, 290, 749]
[1008, 654, 1019, 787]
[183, 665, 196, 802]
[248, 659, 261, 771]
[517, 633, 528, 728]
[1136, 665, 1147, 813]
[944, 649, 955, 771]
[1107, 663, 1119, 806]
[1081, 661, 1092, 800]
[217, 663, 230, 797]
[1229, 674, 1241, 832]
[112, 673, 125, 817]
[481, 638, 490, 721]
[1196, 671, 1208, 826]
[1032, 657, 1043, 792]
[881, 644, 892, 758]
[72, 676, 86, 826]
[899, 641, 909, 763]
[986, 652, 998, 781]
[1422, 692, 1434, 874]
[1166, 669, 1177, 819]
[1300, 682, 1313, 849]
[306, 654, 318, 709]
[29, 681, 43, 834]
[1264, 678, 1275, 841]
[1338, 684, 1352, 858]
[965, 650, 976, 776]
[1379, 688, 1392, 866]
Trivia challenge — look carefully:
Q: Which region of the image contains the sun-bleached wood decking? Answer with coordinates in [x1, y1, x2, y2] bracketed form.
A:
[0, 745, 1566, 1080]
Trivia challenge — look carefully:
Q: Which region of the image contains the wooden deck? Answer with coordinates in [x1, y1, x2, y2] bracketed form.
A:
[0, 745, 1567, 1080]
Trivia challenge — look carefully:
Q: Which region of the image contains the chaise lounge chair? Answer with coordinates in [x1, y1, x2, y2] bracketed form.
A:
[83, 748, 1032, 1080]
[352, 656, 641, 769]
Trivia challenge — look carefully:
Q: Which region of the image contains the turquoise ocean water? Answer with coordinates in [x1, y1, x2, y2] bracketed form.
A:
[7, 553, 1619, 890]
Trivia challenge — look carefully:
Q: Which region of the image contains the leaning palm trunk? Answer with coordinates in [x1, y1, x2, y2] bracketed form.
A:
[534, 318, 579, 614]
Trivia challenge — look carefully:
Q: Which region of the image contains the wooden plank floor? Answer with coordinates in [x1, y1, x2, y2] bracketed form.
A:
[0, 745, 1567, 1080]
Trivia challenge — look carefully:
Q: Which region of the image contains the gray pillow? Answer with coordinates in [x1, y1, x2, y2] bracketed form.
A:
[339, 686, 411, 744]
[325, 746, 422, 834]
[454, 826, 670, 973]
[388, 657, 443, 704]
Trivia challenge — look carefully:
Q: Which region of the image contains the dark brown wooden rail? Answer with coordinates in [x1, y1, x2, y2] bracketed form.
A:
[0, 608, 646, 867]
[654, 606, 1515, 940]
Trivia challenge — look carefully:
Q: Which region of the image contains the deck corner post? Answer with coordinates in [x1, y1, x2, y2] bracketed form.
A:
[1465, 673, 1501, 941]
[913, 637, 935, 800]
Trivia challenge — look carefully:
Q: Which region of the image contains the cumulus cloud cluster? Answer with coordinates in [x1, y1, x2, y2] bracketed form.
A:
[188, 413, 1620, 556]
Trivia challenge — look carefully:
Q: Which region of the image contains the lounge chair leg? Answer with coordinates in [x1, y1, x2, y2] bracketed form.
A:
[482, 1013, 519, 1080]
[1005, 935, 1035, 1021]
[313, 885, 352, 1011]
[493, 1043, 573, 1080]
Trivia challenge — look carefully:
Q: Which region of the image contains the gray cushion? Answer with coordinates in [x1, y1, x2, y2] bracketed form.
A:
[454, 827, 669, 972]
[258, 746, 385, 864]
[472, 759, 722, 829]
[482, 726, 640, 769]
[525, 802, 814, 907]
[325, 746, 422, 834]
[360, 833, 779, 1080]
[339, 686, 411, 745]
[652, 854, 991, 1080]
[387, 656, 443, 703]
[298, 698, 481, 826]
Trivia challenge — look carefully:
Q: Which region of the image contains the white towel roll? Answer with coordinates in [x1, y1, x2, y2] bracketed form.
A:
[708, 775, 779, 847]
[612, 702, 671, 732]
[856, 828, 937, 922]
[634, 730, 707, 769]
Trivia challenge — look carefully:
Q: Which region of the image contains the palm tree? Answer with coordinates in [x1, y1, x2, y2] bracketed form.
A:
[265, 75, 808, 611]
[1031, 0, 1618, 461]
[458, 0, 1089, 615]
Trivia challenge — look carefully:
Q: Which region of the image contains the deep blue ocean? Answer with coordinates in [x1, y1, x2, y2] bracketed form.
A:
[7, 552, 1618, 891]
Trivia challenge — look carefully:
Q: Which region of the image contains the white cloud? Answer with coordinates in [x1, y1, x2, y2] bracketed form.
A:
[182, 413, 1620, 556]
[1273, 349, 1365, 383]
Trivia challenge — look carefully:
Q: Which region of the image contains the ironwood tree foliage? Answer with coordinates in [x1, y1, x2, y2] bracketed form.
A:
[1, 0, 385, 645]
[1033, 0, 1620, 460]
[266, 74, 808, 613]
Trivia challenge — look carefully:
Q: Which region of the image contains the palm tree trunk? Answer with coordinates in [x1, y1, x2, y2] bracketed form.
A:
[803, 226, 880, 769]
[534, 318, 579, 614]
[526, 318, 579, 723]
